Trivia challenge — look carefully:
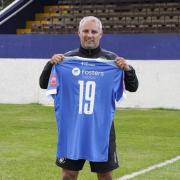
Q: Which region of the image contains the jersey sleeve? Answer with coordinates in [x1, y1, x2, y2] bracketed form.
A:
[46, 65, 59, 96]
[114, 70, 124, 101]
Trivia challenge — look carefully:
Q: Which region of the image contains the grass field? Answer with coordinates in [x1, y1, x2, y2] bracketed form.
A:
[0, 104, 179, 180]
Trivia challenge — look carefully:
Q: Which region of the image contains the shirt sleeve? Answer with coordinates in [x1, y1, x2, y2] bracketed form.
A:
[114, 70, 124, 101]
[124, 66, 139, 92]
[39, 61, 53, 89]
[46, 65, 59, 96]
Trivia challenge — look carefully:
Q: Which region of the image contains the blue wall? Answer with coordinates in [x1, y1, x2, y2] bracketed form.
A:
[0, 34, 180, 59]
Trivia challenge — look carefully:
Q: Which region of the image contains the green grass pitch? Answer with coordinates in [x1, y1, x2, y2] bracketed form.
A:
[0, 104, 179, 180]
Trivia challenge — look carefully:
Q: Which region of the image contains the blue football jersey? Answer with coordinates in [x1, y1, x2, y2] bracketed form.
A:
[47, 56, 124, 162]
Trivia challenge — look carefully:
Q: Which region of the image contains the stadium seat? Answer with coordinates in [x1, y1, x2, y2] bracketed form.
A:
[16, 28, 32, 34]
[15, 0, 180, 34]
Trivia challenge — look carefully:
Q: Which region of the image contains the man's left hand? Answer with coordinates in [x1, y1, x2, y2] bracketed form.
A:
[115, 57, 131, 71]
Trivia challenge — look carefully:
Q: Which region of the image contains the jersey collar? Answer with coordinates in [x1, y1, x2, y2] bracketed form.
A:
[79, 46, 101, 57]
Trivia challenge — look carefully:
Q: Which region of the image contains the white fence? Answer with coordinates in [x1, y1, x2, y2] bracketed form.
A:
[0, 58, 180, 109]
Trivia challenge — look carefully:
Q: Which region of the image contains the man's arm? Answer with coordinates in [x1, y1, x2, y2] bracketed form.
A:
[39, 61, 53, 89]
[124, 66, 138, 92]
[115, 57, 138, 92]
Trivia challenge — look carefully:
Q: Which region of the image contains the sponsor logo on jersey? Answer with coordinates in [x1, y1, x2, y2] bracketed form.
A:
[72, 67, 81, 76]
[82, 70, 104, 77]
[50, 74, 57, 87]
[72, 67, 104, 77]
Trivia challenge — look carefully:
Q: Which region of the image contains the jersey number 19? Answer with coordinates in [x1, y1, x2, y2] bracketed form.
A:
[78, 80, 96, 115]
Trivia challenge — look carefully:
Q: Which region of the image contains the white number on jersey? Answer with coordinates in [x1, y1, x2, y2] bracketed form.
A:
[78, 80, 96, 115]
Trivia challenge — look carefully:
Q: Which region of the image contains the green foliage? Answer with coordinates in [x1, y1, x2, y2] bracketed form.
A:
[0, 105, 179, 179]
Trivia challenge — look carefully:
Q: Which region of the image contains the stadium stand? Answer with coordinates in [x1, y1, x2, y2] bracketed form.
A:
[0, 0, 58, 34]
[0, 0, 180, 34]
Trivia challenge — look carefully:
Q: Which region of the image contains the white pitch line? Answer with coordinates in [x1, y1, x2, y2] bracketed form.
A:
[118, 155, 180, 180]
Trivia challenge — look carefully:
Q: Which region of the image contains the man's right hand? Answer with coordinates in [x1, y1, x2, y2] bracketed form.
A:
[50, 54, 64, 64]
